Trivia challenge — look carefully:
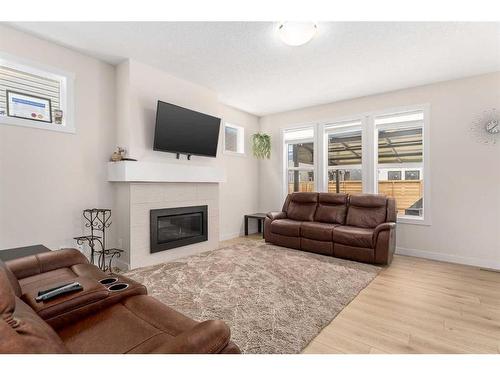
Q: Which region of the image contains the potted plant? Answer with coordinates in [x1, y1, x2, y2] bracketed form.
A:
[251, 133, 271, 159]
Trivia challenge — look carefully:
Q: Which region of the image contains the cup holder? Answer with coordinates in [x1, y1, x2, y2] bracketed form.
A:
[99, 277, 118, 285]
[108, 283, 129, 292]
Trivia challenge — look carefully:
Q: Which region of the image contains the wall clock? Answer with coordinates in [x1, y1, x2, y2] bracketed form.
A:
[470, 108, 499, 145]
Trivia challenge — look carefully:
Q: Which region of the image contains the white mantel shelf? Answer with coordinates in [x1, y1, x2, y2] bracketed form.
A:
[107, 161, 226, 183]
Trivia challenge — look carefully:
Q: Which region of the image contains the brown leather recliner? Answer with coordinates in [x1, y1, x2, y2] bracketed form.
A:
[264, 192, 396, 265]
[0, 249, 240, 354]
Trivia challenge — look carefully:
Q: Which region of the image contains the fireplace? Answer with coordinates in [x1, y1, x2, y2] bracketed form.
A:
[150, 205, 208, 253]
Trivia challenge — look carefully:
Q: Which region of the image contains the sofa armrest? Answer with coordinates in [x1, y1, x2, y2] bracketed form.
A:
[373, 222, 397, 265]
[373, 222, 396, 242]
[152, 320, 235, 354]
[267, 211, 287, 221]
[6, 249, 89, 280]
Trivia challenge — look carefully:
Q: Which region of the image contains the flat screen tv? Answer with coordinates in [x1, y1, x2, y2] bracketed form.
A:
[153, 101, 221, 158]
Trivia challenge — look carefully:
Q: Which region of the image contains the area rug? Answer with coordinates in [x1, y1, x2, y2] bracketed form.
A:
[123, 240, 380, 353]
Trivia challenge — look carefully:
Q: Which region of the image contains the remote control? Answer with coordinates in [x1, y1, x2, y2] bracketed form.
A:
[37, 282, 78, 296]
[35, 282, 83, 302]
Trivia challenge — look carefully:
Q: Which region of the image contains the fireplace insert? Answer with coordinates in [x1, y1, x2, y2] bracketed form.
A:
[150, 205, 208, 253]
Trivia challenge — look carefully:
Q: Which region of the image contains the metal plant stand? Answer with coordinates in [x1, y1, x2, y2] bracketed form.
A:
[74, 208, 123, 272]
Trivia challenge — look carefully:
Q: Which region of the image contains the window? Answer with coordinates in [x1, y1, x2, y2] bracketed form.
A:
[284, 127, 315, 193]
[281, 105, 430, 225]
[224, 123, 245, 154]
[388, 171, 402, 180]
[375, 111, 424, 219]
[0, 52, 74, 133]
[405, 170, 420, 180]
[325, 121, 363, 194]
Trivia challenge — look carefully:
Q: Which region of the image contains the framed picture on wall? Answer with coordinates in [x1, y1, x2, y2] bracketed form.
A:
[6, 90, 52, 123]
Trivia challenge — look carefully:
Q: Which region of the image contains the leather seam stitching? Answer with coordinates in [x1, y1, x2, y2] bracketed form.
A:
[35, 254, 42, 274]
[121, 301, 178, 336]
[124, 332, 165, 353]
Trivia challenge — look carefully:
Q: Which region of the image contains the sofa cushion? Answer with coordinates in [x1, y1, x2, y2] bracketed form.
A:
[286, 192, 318, 221]
[314, 193, 348, 224]
[333, 226, 374, 248]
[270, 219, 302, 237]
[301, 222, 337, 241]
[346, 194, 387, 228]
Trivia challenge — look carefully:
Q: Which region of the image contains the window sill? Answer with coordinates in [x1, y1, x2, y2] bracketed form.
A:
[0, 115, 75, 134]
[397, 215, 431, 226]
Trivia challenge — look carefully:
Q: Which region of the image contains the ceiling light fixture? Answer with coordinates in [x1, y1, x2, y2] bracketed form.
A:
[277, 22, 318, 46]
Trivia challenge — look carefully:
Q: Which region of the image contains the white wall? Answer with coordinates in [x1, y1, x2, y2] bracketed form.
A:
[115, 60, 260, 241]
[0, 25, 116, 251]
[259, 72, 500, 269]
[218, 104, 260, 239]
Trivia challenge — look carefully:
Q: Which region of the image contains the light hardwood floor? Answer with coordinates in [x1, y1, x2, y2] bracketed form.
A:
[220, 235, 500, 354]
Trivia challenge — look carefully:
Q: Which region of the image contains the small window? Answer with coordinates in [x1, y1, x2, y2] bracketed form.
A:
[0, 53, 74, 133]
[224, 123, 245, 154]
[405, 170, 420, 180]
[388, 171, 402, 180]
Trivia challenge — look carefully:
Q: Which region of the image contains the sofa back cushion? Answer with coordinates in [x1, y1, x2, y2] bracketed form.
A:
[314, 193, 348, 224]
[285, 193, 318, 221]
[346, 194, 388, 228]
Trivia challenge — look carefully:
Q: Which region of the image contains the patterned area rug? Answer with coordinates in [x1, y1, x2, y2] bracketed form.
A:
[124, 240, 380, 353]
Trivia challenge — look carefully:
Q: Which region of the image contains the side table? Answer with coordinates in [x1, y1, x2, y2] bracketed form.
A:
[244, 213, 267, 237]
[0, 244, 50, 262]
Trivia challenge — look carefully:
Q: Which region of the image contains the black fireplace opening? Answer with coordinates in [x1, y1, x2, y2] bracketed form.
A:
[150, 205, 208, 253]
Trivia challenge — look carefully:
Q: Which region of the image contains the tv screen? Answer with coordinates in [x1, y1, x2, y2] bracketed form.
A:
[153, 101, 221, 158]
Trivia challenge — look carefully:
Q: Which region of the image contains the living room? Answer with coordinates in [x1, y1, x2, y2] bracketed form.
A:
[1, 1, 499, 373]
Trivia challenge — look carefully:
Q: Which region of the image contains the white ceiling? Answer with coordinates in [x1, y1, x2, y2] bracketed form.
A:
[8, 22, 500, 116]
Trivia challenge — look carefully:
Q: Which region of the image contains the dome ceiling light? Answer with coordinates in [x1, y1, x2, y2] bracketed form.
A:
[277, 22, 318, 46]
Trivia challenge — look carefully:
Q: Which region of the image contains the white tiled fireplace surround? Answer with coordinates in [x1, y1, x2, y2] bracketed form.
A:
[114, 182, 220, 270]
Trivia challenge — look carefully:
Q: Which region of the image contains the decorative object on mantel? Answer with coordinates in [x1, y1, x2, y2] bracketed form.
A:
[74, 208, 124, 272]
[470, 108, 499, 145]
[110, 146, 138, 162]
[110, 146, 126, 161]
[251, 132, 271, 159]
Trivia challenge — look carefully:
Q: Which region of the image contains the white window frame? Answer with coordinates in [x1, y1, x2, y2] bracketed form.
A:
[223, 122, 245, 156]
[322, 119, 365, 194]
[0, 52, 75, 134]
[373, 105, 431, 225]
[281, 104, 431, 226]
[281, 124, 317, 199]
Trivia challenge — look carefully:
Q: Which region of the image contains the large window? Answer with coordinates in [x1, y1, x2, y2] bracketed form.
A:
[326, 121, 363, 194]
[284, 127, 315, 193]
[376, 111, 424, 218]
[282, 105, 429, 224]
[0, 52, 74, 133]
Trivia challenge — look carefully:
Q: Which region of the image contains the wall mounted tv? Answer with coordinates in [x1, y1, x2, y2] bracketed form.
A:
[153, 101, 221, 158]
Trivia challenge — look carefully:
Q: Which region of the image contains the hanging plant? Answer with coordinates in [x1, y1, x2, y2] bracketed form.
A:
[251, 132, 271, 159]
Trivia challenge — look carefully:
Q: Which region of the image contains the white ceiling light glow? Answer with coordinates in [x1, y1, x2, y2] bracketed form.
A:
[278, 22, 318, 46]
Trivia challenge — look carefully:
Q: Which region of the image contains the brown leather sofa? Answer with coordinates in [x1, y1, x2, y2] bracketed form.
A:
[264, 193, 396, 265]
[0, 249, 240, 354]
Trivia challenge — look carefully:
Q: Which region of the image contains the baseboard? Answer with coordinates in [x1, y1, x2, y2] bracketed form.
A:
[396, 246, 500, 270]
